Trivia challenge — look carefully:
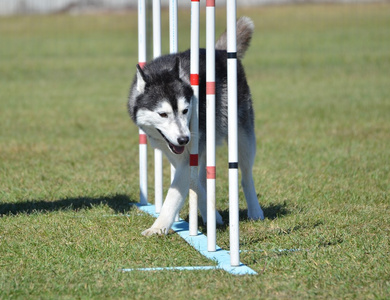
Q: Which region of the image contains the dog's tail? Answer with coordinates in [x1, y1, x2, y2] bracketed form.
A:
[215, 16, 254, 59]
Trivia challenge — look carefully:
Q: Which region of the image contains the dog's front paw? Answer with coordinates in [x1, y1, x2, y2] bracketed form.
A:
[248, 208, 264, 221]
[141, 227, 168, 236]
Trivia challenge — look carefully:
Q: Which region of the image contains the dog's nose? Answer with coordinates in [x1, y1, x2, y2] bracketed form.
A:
[177, 136, 189, 145]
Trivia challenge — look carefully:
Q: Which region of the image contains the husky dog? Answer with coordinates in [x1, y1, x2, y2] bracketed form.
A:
[128, 17, 264, 236]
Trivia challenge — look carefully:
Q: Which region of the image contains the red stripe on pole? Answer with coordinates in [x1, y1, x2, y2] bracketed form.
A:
[206, 82, 215, 95]
[139, 134, 147, 144]
[206, 166, 216, 179]
[190, 154, 198, 166]
[206, 0, 215, 6]
[190, 74, 199, 86]
[138, 62, 146, 69]
[191, 0, 200, 2]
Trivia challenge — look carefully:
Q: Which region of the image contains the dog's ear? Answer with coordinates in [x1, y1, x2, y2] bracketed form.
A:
[171, 57, 180, 77]
[136, 64, 147, 93]
[172, 56, 190, 84]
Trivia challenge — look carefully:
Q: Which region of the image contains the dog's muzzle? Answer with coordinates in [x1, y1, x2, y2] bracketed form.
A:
[157, 129, 189, 155]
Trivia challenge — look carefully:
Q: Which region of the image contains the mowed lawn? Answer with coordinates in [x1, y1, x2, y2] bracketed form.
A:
[0, 3, 389, 299]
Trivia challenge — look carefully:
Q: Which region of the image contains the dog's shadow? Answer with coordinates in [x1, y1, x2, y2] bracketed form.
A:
[185, 201, 290, 232]
[0, 194, 136, 216]
[1, 196, 290, 232]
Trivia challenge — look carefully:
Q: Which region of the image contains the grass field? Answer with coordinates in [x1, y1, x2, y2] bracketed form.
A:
[1, 3, 389, 299]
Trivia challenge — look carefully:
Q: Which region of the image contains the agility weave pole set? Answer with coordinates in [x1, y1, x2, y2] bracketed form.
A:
[132, 0, 254, 275]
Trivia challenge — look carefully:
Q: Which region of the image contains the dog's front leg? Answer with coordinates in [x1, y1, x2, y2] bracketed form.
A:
[142, 162, 189, 236]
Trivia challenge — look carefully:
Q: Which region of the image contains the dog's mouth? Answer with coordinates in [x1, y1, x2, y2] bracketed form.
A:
[157, 129, 185, 155]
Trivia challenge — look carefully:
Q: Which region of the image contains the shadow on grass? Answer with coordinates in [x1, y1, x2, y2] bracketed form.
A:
[262, 201, 290, 220]
[219, 201, 290, 223]
[186, 201, 290, 233]
[0, 194, 136, 216]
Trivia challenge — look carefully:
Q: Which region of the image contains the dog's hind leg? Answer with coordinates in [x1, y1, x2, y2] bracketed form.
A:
[198, 151, 224, 225]
[238, 127, 265, 220]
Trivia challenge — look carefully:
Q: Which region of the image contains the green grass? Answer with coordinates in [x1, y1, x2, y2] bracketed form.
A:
[1, 3, 389, 299]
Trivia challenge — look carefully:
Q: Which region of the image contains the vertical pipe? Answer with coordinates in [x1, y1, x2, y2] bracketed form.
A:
[169, 0, 180, 222]
[189, 0, 200, 236]
[206, 0, 216, 252]
[153, 0, 163, 214]
[138, 0, 148, 205]
[169, 0, 178, 54]
[227, 0, 240, 267]
[153, 0, 161, 59]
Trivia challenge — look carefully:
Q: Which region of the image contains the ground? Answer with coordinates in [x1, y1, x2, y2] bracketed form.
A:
[0, 3, 389, 299]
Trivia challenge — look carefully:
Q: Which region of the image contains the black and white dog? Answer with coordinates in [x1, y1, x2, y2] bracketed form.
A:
[128, 17, 264, 236]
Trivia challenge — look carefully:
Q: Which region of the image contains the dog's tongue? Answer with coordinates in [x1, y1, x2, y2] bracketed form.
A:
[172, 144, 185, 154]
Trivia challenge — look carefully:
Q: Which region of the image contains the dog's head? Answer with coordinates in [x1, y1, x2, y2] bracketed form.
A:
[128, 57, 193, 155]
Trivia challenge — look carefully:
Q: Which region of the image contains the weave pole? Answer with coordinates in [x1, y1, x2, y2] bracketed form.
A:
[152, 0, 163, 213]
[189, 0, 200, 236]
[132, 0, 259, 274]
[169, 0, 177, 187]
[169, 0, 178, 55]
[206, 0, 216, 252]
[138, 0, 148, 205]
[169, 0, 180, 222]
[227, 0, 240, 266]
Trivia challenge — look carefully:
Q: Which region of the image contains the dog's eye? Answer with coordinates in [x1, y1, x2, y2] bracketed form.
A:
[158, 112, 168, 118]
[182, 109, 188, 115]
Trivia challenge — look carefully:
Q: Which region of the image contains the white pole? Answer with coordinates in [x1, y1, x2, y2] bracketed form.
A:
[189, 0, 200, 236]
[138, 0, 148, 205]
[169, 0, 178, 55]
[153, 0, 161, 59]
[206, 0, 216, 252]
[153, 0, 163, 213]
[227, 0, 240, 267]
[169, 0, 180, 222]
